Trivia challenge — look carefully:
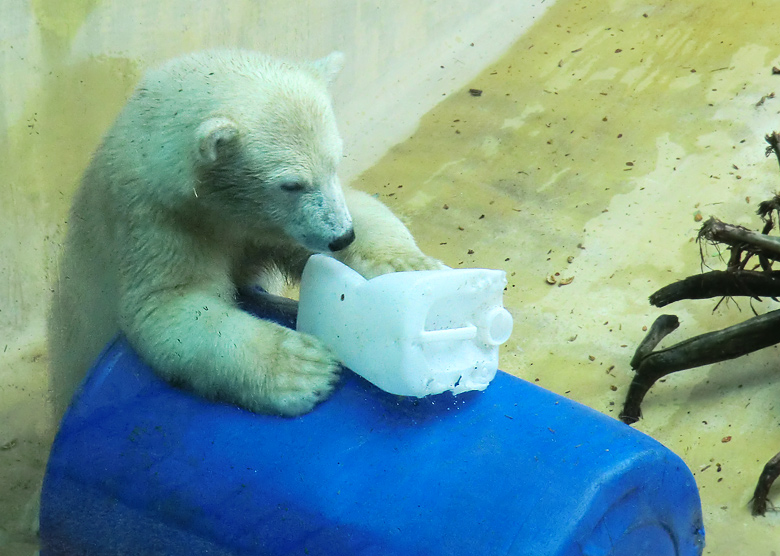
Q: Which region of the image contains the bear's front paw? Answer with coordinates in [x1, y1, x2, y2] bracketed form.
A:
[261, 329, 341, 416]
[350, 252, 447, 279]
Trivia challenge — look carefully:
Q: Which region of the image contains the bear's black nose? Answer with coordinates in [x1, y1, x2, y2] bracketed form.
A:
[328, 228, 355, 252]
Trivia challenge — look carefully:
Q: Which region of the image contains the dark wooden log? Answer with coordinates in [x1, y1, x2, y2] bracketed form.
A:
[629, 314, 679, 369]
[649, 270, 780, 307]
[620, 308, 780, 424]
[752, 451, 780, 516]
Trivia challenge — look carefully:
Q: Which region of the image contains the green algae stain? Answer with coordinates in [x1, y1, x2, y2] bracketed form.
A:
[3, 56, 141, 221]
[31, 0, 102, 45]
[0, 55, 141, 329]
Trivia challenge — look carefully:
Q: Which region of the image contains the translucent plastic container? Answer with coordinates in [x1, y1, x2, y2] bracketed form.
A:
[297, 254, 513, 397]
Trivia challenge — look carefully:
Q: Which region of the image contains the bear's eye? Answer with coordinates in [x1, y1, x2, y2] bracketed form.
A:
[279, 181, 306, 192]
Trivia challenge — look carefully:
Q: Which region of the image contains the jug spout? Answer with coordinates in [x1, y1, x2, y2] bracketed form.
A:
[480, 307, 514, 346]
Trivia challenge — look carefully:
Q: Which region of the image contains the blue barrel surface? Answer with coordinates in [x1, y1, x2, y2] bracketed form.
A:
[40, 298, 705, 556]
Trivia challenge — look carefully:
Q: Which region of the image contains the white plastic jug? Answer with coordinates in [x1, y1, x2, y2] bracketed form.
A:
[297, 254, 513, 397]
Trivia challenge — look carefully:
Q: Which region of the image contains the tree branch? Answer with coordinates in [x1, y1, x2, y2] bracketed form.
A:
[620, 308, 780, 424]
[699, 217, 780, 261]
[649, 270, 780, 307]
[752, 451, 780, 516]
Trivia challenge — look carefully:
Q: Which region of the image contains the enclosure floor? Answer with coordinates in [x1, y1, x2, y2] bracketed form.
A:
[354, 1, 780, 554]
[4, 0, 780, 554]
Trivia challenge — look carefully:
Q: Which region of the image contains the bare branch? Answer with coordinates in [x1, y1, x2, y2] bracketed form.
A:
[765, 131, 780, 170]
[620, 308, 780, 425]
[649, 270, 780, 307]
[752, 451, 780, 516]
[629, 314, 679, 369]
[699, 217, 780, 261]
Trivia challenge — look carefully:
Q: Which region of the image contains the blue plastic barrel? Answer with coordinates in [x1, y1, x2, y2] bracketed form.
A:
[40, 295, 705, 556]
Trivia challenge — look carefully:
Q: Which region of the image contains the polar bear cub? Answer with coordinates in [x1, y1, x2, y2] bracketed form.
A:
[48, 50, 442, 419]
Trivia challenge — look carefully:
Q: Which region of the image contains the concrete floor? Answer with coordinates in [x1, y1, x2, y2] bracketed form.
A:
[4, 0, 780, 554]
[354, 1, 780, 553]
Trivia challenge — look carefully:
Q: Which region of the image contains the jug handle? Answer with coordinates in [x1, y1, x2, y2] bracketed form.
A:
[420, 326, 478, 343]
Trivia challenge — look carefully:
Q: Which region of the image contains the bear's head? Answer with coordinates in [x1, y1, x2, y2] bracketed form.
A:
[194, 51, 354, 254]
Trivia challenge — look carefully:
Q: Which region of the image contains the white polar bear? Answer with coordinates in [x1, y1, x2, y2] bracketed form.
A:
[48, 50, 442, 420]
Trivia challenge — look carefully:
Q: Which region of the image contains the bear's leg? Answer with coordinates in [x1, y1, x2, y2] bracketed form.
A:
[122, 289, 340, 416]
[335, 188, 445, 278]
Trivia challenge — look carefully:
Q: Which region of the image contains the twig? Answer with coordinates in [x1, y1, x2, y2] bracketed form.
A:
[765, 132, 780, 171]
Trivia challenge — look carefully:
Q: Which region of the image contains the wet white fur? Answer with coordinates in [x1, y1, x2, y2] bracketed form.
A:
[48, 50, 442, 419]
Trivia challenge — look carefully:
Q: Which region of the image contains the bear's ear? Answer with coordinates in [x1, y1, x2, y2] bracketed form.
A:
[196, 117, 239, 165]
[310, 51, 345, 85]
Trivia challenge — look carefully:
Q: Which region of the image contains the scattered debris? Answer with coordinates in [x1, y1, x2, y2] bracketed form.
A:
[756, 92, 775, 107]
[0, 438, 18, 451]
[621, 130, 780, 516]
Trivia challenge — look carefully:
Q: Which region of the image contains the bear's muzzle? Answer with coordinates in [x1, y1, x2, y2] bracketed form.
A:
[328, 228, 355, 252]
